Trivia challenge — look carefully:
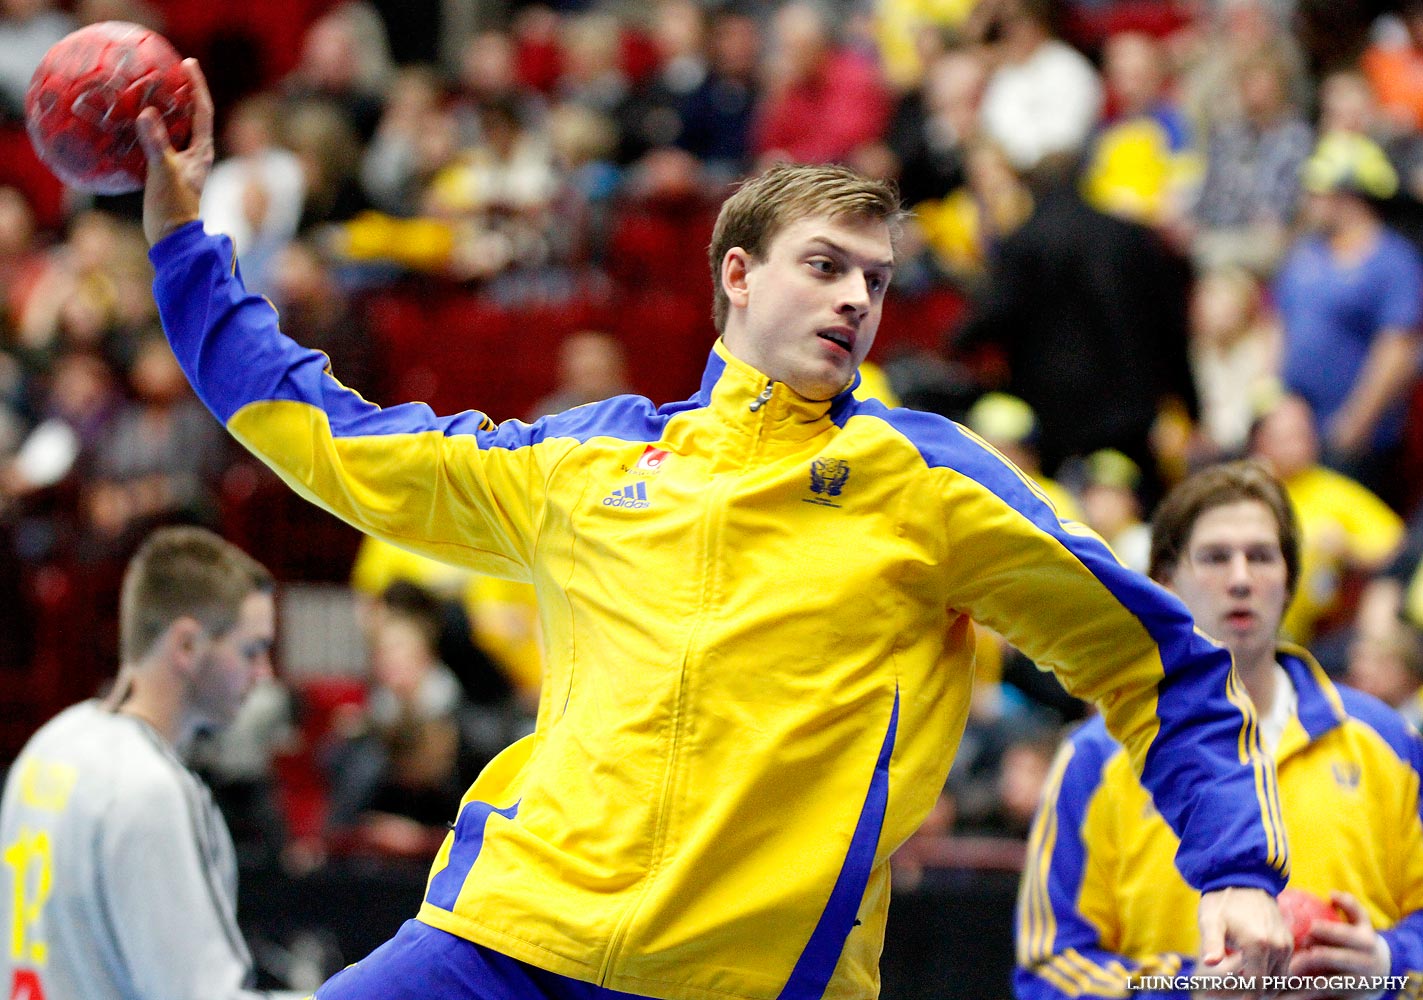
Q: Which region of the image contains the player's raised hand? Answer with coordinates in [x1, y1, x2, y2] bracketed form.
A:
[1199, 886, 1293, 993]
[136, 58, 214, 246]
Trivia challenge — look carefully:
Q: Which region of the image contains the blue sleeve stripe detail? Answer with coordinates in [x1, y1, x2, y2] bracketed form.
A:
[152, 224, 680, 448]
[1046, 736, 1117, 953]
[871, 405, 1205, 647]
[1020, 722, 1118, 964]
[249, 374, 676, 449]
[425, 799, 520, 911]
[868, 405, 1285, 890]
[778, 689, 899, 1000]
[861, 404, 1072, 535]
[532, 396, 679, 449]
[1225, 668, 1287, 874]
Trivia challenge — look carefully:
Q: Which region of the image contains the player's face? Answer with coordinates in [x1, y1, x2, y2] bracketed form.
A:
[1165, 500, 1288, 670]
[190, 591, 275, 729]
[722, 213, 893, 401]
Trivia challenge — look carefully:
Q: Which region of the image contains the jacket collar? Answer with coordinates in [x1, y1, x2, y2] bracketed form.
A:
[695, 340, 861, 443]
[1275, 643, 1349, 760]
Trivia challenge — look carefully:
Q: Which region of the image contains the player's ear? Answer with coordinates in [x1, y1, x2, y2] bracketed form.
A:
[161, 616, 207, 675]
[722, 247, 753, 310]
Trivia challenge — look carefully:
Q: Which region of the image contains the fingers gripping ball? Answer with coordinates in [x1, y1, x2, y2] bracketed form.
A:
[25, 21, 193, 194]
[1277, 889, 1343, 951]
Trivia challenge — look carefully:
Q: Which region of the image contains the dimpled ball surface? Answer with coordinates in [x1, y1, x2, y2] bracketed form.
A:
[25, 21, 193, 194]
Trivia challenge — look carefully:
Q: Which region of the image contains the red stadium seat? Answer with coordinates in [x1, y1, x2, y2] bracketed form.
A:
[220, 461, 362, 583]
[0, 124, 67, 233]
[273, 674, 368, 841]
[877, 286, 967, 358]
[607, 198, 721, 292]
[611, 289, 713, 405]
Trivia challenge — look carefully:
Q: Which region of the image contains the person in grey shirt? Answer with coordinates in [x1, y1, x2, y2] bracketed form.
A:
[0, 526, 306, 1000]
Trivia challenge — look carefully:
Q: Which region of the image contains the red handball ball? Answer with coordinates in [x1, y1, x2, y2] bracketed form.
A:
[24, 21, 193, 195]
[1278, 888, 1343, 951]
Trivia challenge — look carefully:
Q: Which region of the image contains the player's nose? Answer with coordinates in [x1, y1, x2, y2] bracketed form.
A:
[837, 272, 871, 318]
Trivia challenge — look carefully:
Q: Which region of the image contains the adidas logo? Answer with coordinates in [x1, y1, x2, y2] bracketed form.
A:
[602, 482, 650, 508]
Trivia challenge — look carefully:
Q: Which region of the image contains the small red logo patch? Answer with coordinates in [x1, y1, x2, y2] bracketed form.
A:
[635, 447, 670, 472]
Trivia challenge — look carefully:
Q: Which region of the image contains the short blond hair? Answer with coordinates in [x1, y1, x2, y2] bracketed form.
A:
[119, 527, 273, 663]
[708, 164, 904, 331]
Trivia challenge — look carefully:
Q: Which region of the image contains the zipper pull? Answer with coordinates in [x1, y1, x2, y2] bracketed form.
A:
[748, 381, 774, 413]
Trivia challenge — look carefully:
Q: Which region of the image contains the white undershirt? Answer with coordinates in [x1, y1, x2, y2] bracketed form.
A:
[1257, 663, 1296, 756]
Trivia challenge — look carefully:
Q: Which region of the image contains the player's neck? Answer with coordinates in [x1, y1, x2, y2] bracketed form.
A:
[1234, 650, 1278, 714]
[1328, 213, 1380, 260]
[117, 676, 184, 748]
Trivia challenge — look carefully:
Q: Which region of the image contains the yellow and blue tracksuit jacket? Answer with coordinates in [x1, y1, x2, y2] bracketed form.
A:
[150, 223, 1288, 1000]
[1016, 647, 1423, 999]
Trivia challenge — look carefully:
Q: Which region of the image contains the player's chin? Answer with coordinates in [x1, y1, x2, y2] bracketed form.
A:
[797, 359, 857, 400]
[796, 378, 847, 402]
[210, 700, 244, 729]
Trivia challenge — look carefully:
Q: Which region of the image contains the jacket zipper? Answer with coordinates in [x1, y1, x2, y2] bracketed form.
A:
[597, 380, 775, 985]
[748, 380, 774, 412]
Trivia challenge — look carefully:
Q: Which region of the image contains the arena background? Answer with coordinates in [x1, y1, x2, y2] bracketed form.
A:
[3, 0, 1422, 993]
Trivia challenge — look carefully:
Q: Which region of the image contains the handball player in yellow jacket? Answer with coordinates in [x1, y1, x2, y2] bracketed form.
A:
[137, 61, 1290, 1000]
[1017, 462, 1423, 999]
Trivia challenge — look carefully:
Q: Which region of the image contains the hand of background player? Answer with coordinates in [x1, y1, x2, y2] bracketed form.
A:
[1277, 893, 1390, 1000]
[1198, 886, 1294, 991]
[136, 58, 213, 247]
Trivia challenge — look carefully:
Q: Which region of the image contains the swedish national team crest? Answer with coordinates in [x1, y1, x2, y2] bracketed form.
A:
[1332, 761, 1362, 790]
[804, 458, 850, 507]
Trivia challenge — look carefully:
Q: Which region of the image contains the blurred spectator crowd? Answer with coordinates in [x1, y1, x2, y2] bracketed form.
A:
[9, 0, 1423, 901]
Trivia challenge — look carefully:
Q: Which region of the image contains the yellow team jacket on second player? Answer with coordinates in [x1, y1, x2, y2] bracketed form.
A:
[1016, 647, 1423, 999]
[150, 224, 1288, 1000]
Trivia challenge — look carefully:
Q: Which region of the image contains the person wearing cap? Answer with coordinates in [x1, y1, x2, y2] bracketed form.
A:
[1079, 448, 1150, 574]
[965, 392, 1082, 521]
[1273, 131, 1423, 505]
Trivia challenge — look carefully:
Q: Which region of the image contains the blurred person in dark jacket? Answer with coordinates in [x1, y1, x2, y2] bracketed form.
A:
[955, 156, 1196, 504]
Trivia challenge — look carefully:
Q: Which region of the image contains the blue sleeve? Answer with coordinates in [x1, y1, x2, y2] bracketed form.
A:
[146, 222, 675, 577]
[1378, 235, 1423, 333]
[1016, 726, 1194, 1000]
[1380, 917, 1423, 992]
[876, 405, 1289, 897]
[150, 224, 495, 434]
[147, 222, 557, 574]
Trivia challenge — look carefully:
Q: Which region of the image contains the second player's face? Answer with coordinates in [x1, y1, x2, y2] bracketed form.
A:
[723, 213, 893, 401]
[190, 591, 275, 729]
[1166, 500, 1289, 669]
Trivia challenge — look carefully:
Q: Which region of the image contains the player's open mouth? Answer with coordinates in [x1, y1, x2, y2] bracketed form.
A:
[1225, 610, 1255, 627]
[817, 329, 855, 354]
